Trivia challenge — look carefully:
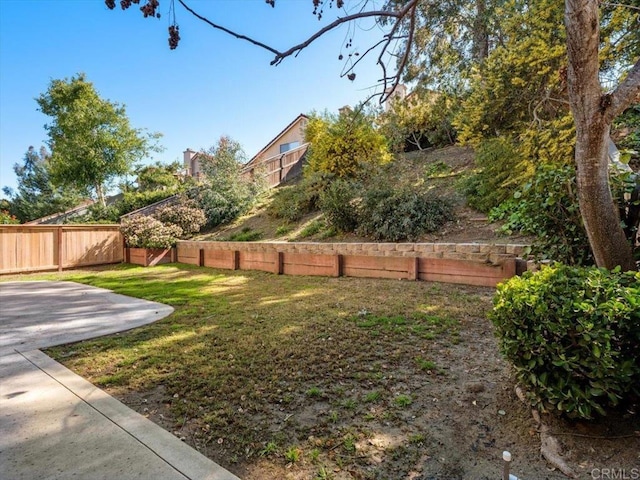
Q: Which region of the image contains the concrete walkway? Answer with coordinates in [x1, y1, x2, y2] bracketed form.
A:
[0, 281, 239, 480]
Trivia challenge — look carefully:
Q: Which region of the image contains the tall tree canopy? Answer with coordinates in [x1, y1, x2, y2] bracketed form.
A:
[2, 146, 83, 223]
[109, 0, 639, 270]
[37, 73, 161, 206]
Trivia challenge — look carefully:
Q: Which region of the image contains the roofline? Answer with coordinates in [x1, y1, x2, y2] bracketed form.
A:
[246, 113, 309, 167]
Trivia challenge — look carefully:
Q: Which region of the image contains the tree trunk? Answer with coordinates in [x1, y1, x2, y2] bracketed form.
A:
[472, 0, 489, 63]
[564, 0, 636, 271]
[95, 183, 106, 208]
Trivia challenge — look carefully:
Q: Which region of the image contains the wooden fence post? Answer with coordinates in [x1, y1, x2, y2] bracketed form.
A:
[408, 257, 419, 281]
[233, 251, 240, 270]
[57, 226, 63, 272]
[333, 254, 343, 277]
[276, 252, 284, 275]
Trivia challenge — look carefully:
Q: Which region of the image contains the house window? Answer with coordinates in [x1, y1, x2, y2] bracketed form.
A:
[280, 141, 300, 154]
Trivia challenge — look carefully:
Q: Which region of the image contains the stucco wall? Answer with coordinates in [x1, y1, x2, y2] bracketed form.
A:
[254, 117, 308, 163]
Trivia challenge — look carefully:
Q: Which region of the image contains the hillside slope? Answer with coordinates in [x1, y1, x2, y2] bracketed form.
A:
[196, 145, 532, 244]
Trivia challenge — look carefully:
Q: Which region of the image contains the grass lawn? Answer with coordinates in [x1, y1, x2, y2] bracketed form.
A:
[7, 264, 604, 479]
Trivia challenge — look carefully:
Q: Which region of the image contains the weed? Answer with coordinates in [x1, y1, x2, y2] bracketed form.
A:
[343, 434, 356, 453]
[415, 357, 437, 372]
[284, 446, 302, 464]
[226, 227, 262, 242]
[309, 448, 321, 463]
[364, 391, 381, 403]
[315, 465, 334, 480]
[424, 160, 452, 178]
[275, 224, 292, 236]
[409, 433, 426, 444]
[306, 386, 322, 398]
[298, 218, 325, 238]
[260, 441, 278, 457]
[328, 410, 339, 423]
[341, 398, 358, 410]
[395, 394, 413, 407]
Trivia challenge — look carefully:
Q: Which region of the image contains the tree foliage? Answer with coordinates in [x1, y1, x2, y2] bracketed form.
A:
[491, 265, 640, 419]
[135, 161, 183, 192]
[305, 109, 391, 177]
[36, 73, 161, 207]
[109, 0, 640, 269]
[378, 89, 457, 152]
[2, 146, 83, 223]
[190, 136, 265, 227]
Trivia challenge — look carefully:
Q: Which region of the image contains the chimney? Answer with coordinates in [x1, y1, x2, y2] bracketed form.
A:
[183, 148, 196, 176]
[338, 105, 352, 116]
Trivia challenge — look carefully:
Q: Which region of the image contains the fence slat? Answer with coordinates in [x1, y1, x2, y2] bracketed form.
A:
[0, 225, 123, 275]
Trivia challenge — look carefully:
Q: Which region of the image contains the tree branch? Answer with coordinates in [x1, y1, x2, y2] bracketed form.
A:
[177, 0, 281, 57]
[606, 58, 640, 121]
[177, 0, 419, 71]
[271, 0, 420, 66]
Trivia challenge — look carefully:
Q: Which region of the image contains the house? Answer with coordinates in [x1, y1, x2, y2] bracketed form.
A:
[383, 84, 408, 111]
[242, 113, 309, 187]
[182, 148, 203, 180]
[182, 113, 310, 188]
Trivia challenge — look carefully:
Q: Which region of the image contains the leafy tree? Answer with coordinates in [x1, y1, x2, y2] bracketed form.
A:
[190, 136, 265, 227]
[379, 89, 457, 152]
[36, 73, 161, 207]
[135, 161, 183, 192]
[2, 146, 83, 223]
[111, 0, 640, 270]
[305, 108, 391, 177]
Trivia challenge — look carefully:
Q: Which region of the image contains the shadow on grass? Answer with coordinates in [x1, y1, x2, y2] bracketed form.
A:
[38, 262, 499, 479]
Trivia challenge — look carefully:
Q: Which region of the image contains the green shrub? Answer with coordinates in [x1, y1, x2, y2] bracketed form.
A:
[358, 185, 454, 241]
[0, 210, 19, 224]
[305, 109, 391, 177]
[462, 137, 533, 213]
[267, 185, 313, 222]
[491, 264, 640, 419]
[319, 179, 359, 232]
[155, 199, 206, 238]
[298, 218, 325, 239]
[266, 172, 332, 222]
[121, 214, 183, 248]
[192, 136, 265, 228]
[226, 227, 262, 242]
[490, 164, 593, 265]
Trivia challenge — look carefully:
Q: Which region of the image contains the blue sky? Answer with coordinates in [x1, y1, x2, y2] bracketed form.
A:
[0, 0, 391, 196]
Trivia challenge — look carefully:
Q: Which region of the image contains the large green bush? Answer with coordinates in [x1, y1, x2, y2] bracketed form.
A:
[191, 136, 265, 228]
[491, 264, 640, 419]
[462, 137, 533, 213]
[319, 178, 359, 232]
[155, 198, 206, 238]
[266, 172, 333, 222]
[490, 164, 593, 265]
[121, 214, 183, 249]
[305, 109, 391, 177]
[357, 185, 454, 241]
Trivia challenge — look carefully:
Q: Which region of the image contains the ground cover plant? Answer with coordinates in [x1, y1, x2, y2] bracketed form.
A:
[11, 264, 636, 479]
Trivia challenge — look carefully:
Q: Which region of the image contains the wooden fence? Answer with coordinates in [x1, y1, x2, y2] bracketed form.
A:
[241, 143, 309, 188]
[177, 241, 527, 287]
[0, 225, 123, 275]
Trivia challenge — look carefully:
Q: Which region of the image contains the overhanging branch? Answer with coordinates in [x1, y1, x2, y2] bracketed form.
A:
[607, 59, 640, 121]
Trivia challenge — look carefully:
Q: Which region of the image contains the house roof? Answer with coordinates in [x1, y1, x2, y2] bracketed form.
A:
[245, 113, 309, 168]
